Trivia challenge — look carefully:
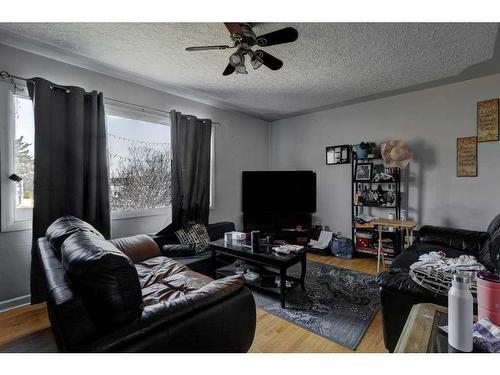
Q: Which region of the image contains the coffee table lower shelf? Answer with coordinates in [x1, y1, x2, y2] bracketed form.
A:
[215, 263, 304, 307]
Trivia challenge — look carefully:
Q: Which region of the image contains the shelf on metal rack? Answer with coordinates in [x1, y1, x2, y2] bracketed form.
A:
[352, 156, 382, 160]
[355, 247, 396, 257]
[353, 179, 398, 183]
[354, 227, 401, 235]
[354, 204, 397, 208]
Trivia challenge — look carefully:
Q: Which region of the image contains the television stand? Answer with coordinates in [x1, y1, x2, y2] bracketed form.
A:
[276, 228, 310, 245]
[243, 212, 312, 245]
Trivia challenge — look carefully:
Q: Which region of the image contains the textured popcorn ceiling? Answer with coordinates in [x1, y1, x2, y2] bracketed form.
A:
[0, 23, 499, 120]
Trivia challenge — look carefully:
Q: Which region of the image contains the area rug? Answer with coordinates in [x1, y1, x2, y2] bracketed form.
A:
[252, 261, 380, 350]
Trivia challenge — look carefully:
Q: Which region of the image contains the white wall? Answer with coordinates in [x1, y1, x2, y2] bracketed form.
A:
[0, 43, 269, 308]
[270, 73, 500, 237]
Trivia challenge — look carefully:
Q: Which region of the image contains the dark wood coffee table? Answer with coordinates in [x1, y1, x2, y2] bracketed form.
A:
[209, 239, 307, 308]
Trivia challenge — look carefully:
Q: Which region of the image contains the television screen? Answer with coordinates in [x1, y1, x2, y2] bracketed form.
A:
[242, 171, 316, 213]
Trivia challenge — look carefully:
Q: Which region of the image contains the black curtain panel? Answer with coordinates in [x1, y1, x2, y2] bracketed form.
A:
[169, 111, 212, 229]
[28, 77, 111, 303]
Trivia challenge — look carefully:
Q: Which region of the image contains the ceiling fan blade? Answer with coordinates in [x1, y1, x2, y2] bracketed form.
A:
[222, 63, 235, 76]
[185, 45, 232, 51]
[255, 50, 283, 71]
[256, 27, 298, 47]
[224, 23, 243, 36]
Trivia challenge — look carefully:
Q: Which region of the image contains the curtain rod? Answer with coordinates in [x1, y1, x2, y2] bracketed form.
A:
[0, 70, 221, 126]
[105, 97, 221, 126]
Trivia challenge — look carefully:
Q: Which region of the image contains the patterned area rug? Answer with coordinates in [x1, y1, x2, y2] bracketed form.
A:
[252, 260, 380, 350]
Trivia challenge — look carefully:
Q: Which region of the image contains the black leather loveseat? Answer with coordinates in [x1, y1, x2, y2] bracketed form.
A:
[377, 215, 500, 352]
[36, 216, 256, 352]
[151, 221, 236, 275]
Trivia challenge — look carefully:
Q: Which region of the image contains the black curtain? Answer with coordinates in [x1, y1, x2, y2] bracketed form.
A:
[167, 111, 212, 229]
[28, 77, 110, 303]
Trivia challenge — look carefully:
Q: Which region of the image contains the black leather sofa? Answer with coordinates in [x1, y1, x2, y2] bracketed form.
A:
[378, 214, 500, 352]
[151, 221, 236, 275]
[36, 216, 256, 352]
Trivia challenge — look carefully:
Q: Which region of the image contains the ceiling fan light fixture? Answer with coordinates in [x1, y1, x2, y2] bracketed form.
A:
[249, 50, 263, 70]
[251, 58, 262, 70]
[229, 52, 242, 67]
[231, 51, 247, 74]
[235, 64, 248, 74]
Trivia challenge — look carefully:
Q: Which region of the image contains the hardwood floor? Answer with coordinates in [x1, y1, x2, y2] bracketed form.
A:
[249, 254, 386, 353]
[0, 254, 386, 353]
[0, 303, 56, 352]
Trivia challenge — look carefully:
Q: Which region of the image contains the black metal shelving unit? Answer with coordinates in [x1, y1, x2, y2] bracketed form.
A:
[351, 151, 402, 265]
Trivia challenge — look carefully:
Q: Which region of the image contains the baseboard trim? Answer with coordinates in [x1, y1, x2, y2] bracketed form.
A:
[0, 294, 31, 313]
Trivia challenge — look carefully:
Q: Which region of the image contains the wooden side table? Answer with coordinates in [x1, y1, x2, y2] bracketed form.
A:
[371, 219, 417, 274]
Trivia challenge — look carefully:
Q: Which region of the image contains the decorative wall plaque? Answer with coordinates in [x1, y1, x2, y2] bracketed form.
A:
[457, 136, 477, 177]
[477, 98, 499, 142]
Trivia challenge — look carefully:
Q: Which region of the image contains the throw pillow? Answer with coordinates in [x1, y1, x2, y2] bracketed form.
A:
[175, 224, 210, 254]
[487, 213, 500, 235]
[110, 234, 161, 263]
[162, 244, 196, 257]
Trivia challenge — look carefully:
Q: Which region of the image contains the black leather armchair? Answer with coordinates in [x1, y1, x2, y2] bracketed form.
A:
[378, 216, 500, 352]
[36, 216, 256, 352]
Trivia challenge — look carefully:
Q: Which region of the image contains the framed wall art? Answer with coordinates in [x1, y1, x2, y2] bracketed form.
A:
[326, 144, 351, 165]
[355, 163, 373, 181]
[457, 136, 477, 177]
[477, 98, 499, 142]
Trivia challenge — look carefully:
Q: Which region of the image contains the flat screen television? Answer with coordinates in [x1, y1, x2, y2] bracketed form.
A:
[242, 171, 316, 213]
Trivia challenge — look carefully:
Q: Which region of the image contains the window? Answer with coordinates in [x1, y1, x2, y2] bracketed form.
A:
[1, 88, 35, 232]
[14, 96, 35, 221]
[107, 113, 172, 219]
[0, 85, 215, 230]
[106, 108, 216, 219]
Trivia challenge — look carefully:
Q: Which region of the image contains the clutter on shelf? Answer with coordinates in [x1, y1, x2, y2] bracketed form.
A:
[354, 184, 397, 207]
[272, 244, 304, 255]
[353, 141, 378, 159]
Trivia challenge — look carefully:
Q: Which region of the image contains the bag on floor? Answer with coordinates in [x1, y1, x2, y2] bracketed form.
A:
[331, 236, 353, 259]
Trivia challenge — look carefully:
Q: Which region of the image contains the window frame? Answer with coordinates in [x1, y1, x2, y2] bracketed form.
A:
[209, 126, 215, 210]
[0, 85, 33, 232]
[105, 101, 172, 221]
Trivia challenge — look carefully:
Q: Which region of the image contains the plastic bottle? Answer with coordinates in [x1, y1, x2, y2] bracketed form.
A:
[448, 273, 473, 352]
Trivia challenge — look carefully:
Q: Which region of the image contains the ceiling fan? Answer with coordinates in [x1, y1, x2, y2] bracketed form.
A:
[185, 23, 299, 76]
